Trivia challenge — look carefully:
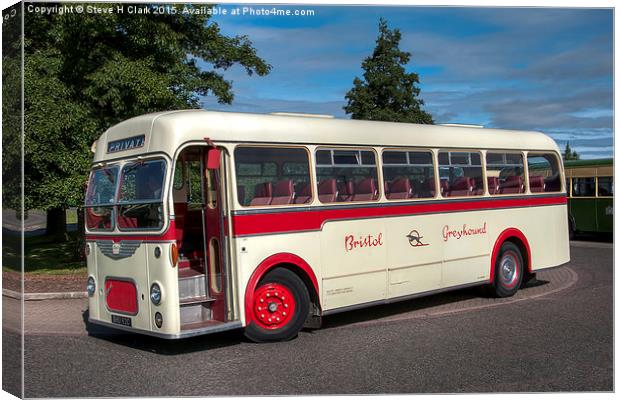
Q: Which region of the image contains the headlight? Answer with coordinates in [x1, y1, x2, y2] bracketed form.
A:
[150, 283, 162, 305]
[86, 277, 96, 297]
[154, 312, 163, 328]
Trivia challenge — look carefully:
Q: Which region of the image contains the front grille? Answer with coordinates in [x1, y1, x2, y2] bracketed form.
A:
[97, 240, 141, 259]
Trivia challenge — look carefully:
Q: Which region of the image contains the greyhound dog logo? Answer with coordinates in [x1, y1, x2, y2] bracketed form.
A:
[407, 230, 429, 247]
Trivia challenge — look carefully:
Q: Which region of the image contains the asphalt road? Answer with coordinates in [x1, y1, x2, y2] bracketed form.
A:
[4, 242, 613, 396]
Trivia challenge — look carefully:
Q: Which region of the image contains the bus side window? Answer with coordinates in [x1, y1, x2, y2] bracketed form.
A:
[234, 146, 312, 207]
[316, 149, 379, 203]
[572, 177, 595, 197]
[486, 152, 525, 195]
[382, 150, 435, 199]
[598, 176, 613, 197]
[527, 153, 562, 193]
[438, 150, 484, 197]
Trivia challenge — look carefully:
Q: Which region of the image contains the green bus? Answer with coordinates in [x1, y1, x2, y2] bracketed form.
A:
[564, 158, 613, 238]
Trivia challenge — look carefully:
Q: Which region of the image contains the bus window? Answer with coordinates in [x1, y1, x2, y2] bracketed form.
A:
[438, 151, 483, 197]
[117, 159, 166, 230]
[85, 166, 119, 231]
[316, 149, 379, 203]
[382, 150, 435, 199]
[572, 177, 595, 197]
[598, 176, 613, 197]
[527, 153, 562, 193]
[234, 146, 311, 207]
[486, 152, 525, 195]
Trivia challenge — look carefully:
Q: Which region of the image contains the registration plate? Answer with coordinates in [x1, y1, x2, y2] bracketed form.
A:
[111, 314, 132, 327]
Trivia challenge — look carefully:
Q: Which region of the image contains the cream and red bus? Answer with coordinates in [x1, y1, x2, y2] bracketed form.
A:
[84, 110, 570, 342]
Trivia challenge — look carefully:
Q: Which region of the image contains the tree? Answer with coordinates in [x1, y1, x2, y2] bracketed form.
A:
[23, 3, 271, 247]
[2, 5, 22, 218]
[563, 142, 580, 161]
[344, 18, 433, 124]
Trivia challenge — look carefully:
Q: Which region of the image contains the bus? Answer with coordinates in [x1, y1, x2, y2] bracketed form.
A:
[84, 110, 570, 342]
[564, 158, 613, 238]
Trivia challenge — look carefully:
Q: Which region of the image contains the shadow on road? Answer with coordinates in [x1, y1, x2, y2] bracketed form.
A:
[81, 310, 245, 354]
[321, 278, 550, 330]
[77, 277, 551, 353]
[572, 232, 613, 243]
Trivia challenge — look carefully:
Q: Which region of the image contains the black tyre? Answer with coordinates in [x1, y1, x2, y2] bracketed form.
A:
[568, 218, 575, 240]
[244, 268, 310, 342]
[490, 242, 524, 298]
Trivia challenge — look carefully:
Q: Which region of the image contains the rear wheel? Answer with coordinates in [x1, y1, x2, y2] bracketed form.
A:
[490, 242, 524, 298]
[244, 268, 309, 342]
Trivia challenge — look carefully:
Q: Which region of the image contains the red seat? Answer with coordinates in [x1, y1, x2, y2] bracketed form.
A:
[424, 178, 438, 197]
[318, 179, 338, 203]
[294, 183, 312, 204]
[386, 178, 412, 200]
[250, 182, 273, 206]
[271, 180, 295, 205]
[338, 181, 355, 202]
[487, 177, 500, 195]
[450, 177, 474, 196]
[529, 175, 545, 192]
[352, 178, 378, 201]
[501, 175, 524, 194]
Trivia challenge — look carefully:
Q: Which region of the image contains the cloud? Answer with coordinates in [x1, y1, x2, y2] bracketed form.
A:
[202, 7, 613, 158]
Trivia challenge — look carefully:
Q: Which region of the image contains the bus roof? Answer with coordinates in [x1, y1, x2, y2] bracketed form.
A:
[564, 158, 613, 168]
[92, 109, 562, 162]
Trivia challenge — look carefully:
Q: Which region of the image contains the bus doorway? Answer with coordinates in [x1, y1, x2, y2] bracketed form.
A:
[173, 146, 227, 329]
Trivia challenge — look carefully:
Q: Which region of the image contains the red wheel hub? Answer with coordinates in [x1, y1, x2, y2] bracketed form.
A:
[253, 283, 295, 330]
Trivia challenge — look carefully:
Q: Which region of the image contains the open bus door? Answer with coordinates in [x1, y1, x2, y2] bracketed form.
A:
[202, 145, 227, 322]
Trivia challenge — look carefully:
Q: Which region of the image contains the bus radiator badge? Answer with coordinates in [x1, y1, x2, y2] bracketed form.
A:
[407, 230, 429, 247]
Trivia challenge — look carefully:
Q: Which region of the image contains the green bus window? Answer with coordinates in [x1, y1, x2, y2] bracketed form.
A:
[598, 176, 613, 197]
[572, 177, 595, 197]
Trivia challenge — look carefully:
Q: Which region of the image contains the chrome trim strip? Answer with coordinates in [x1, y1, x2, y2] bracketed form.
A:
[88, 318, 243, 339]
[322, 280, 488, 316]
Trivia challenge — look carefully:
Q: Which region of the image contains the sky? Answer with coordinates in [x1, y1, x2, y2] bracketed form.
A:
[201, 5, 613, 159]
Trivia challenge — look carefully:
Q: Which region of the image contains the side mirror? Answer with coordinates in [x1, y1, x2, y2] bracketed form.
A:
[206, 148, 221, 170]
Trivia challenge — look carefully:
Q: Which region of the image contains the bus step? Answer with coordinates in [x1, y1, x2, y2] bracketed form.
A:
[178, 274, 206, 299]
[180, 302, 212, 325]
[180, 295, 215, 305]
[181, 319, 227, 332]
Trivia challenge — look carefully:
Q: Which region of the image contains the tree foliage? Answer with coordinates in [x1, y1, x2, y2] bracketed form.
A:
[2, 4, 23, 213]
[344, 18, 433, 124]
[563, 142, 580, 161]
[23, 2, 271, 213]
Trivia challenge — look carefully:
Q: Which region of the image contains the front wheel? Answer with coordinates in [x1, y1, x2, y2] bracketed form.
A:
[490, 242, 524, 298]
[244, 268, 310, 342]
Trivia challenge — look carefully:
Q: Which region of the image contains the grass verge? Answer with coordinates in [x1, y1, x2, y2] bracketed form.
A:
[2, 232, 86, 275]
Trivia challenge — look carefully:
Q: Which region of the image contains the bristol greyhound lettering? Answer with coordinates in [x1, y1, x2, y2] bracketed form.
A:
[442, 222, 487, 242]
[344, 233, 384, 252]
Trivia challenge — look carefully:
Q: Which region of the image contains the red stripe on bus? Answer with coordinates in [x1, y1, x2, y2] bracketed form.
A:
[232, 195, 566, 237]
